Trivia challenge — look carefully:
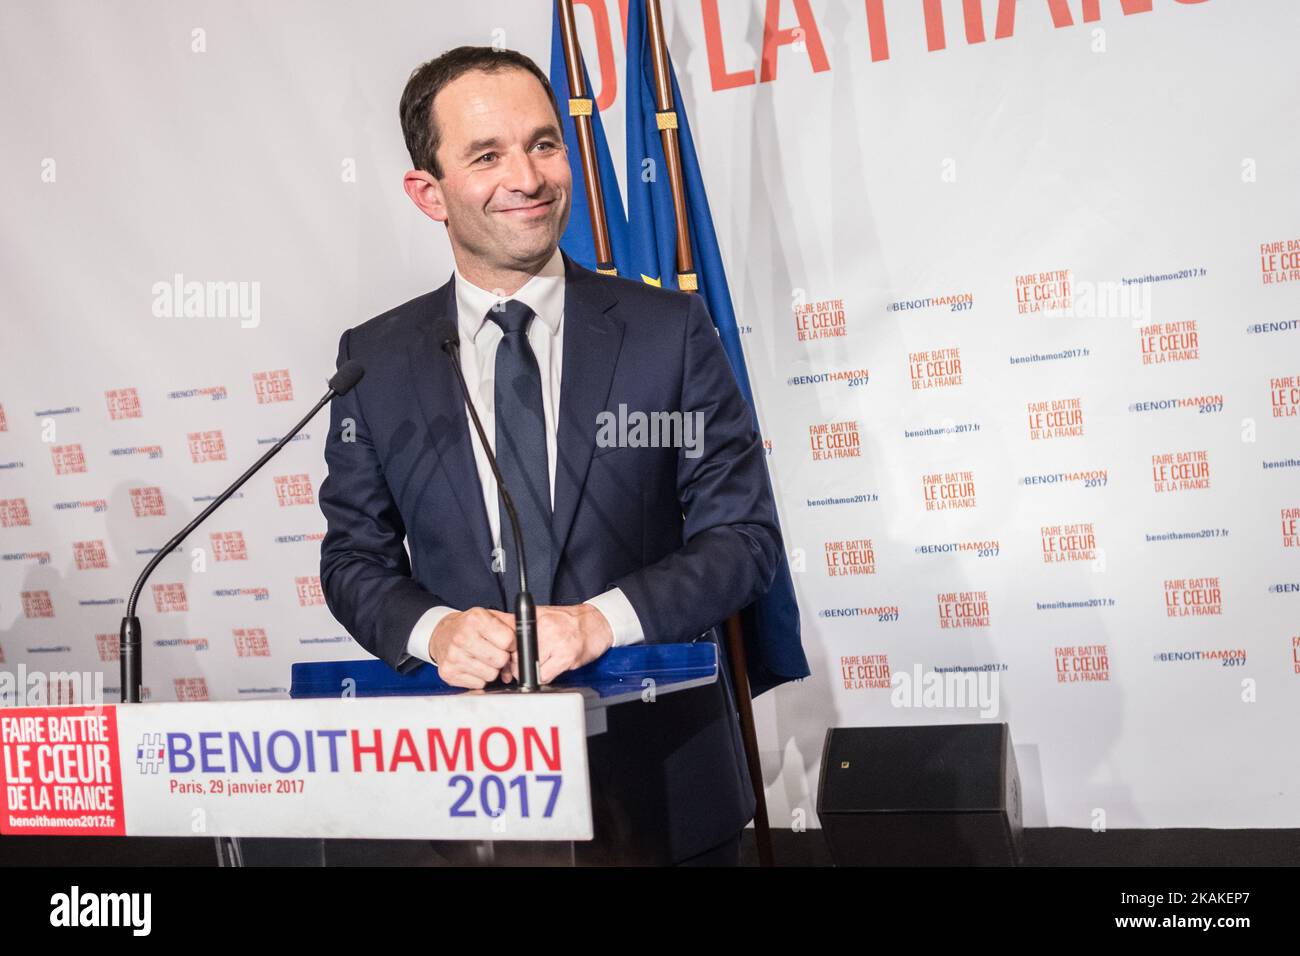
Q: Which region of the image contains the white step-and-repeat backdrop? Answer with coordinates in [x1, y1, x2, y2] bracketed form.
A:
[1, 0, 1296, 829]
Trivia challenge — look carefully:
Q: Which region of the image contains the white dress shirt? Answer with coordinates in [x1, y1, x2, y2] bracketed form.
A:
[404, 246, 645, 666]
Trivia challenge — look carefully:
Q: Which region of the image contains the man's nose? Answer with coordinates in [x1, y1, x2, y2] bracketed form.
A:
[500, 146, 544, 197]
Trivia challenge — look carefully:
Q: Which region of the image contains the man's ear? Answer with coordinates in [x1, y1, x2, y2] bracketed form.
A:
[403, 169, 448, 224]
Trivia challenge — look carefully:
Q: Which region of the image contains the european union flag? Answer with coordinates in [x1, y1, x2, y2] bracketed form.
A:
[624, 1, 809, 697]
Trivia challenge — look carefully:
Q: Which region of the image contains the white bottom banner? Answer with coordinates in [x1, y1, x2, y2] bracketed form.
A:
[0, 693, 593, 841]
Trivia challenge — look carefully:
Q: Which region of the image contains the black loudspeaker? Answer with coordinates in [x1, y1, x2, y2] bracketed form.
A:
[817, 723, 1023, 865]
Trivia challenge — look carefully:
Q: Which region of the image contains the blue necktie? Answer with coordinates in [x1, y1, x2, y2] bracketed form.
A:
[488, 300, 553, 606]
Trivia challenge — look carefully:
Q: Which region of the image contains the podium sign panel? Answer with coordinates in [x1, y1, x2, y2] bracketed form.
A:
[0, 693, 592, 841]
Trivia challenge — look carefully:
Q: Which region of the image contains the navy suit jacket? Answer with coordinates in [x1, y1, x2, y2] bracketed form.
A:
[318, 249, 777, 862]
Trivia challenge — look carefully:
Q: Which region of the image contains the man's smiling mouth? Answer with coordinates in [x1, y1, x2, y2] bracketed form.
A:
[497, 199, 554, 216]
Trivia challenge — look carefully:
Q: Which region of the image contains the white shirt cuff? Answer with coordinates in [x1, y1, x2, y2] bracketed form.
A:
[584, 587, 645, 647]
[407, 605, 457, 665]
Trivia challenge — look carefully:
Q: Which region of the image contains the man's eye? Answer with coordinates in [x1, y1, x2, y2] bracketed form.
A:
[535, 141, 557, 152]
[476, 152, 497, 164]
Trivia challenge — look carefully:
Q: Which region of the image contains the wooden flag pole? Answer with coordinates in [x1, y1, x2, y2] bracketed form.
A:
[643, 0, 697, 290]
[556, 0, 618, 274]
[643, 0, 775, 868]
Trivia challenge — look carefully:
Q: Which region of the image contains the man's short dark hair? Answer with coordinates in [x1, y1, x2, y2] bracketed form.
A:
[400, 46, 564, 180]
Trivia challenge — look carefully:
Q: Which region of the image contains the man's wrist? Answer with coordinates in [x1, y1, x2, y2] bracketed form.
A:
[407, 605, 456, 665]
[580, 602, 615, 653]
[583, 587, 645, 647]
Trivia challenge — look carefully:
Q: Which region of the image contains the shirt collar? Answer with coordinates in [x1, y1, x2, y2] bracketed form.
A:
[454, 246, 565, 344]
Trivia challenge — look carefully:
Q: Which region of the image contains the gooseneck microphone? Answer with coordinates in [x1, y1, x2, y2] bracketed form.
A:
[117, 361, 365, 704]
[440, 322, 541, 693]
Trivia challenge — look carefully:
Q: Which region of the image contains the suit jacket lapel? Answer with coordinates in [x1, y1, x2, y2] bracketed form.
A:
[551, 251, 624, 594]
[409, 273, 504, 606]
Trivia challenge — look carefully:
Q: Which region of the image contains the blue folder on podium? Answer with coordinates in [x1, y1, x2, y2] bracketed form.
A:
[290, 642, 719, 737]
[221, 643, 721, 866]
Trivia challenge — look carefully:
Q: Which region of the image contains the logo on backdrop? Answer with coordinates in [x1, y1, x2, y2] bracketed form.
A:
[908, 347, 963, 389]
[2, 551, 51, 566]
[1040, 523, 1098, 563]
[937, 591, 989, 629]
[187, 430, 227, 464]
[1259, 237, 1300, 285]
[1027, 398, 1084, 440]
[73, 540, 109, 570]
[168, 385, 228, 402]
[793, 296, 846, 341]
[53, 498, 108, 514]
[109, 444, 163, 460]
[786, 367, 869, 389]
[253, 369, 294, 404]
[295, 576, 325, 607]
[151, 583, 188, 613]
[914, 538, 1001, 558]
[51, 444, 87, 475]
[840, 653, 890, 691]
[1151, 450, 1210, 492]
[1138, 321, 1199, 364]
[824, 538, 875, 576]
[173, 678, 209, 701]
[1163, 577, 1222, 618]
[1015, 269, 1071, 314]
[210, 530, 248, 561]
[21, 591, 54, 618]
[1055, 644, 1109, 683]
[1283, 508, 1299, 548]
[809, 420, 860, 460]
[95, 634, 120, 662]
[105, 387, 143, 420]
[1271, 374, 1299, 417]
[922, 471, 976, 511]
[0, 498, 30, 526]
[274, 474, 315, 507]
[129, 487, 166, 517]
[233, 628, 270, 658]
[885, 291, 973, 314]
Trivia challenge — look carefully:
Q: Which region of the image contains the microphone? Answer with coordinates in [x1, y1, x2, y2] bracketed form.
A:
[439, 320, 541, 692]
[327, 361, 365, 395]
[117, 360, 365, 703]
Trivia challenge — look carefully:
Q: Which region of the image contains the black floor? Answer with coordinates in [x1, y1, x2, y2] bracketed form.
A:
[3, 827, 1298, 866]
[756, 827, 1300, 867]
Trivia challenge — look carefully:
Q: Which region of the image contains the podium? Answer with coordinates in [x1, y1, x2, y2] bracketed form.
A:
[279, 642, 722, 868]
[0, 643, 721, 866]
[258, 641, 720, 866]
[218, 642, 717, 868]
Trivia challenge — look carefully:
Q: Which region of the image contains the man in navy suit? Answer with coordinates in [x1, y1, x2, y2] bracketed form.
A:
[318, 46, 780, 865]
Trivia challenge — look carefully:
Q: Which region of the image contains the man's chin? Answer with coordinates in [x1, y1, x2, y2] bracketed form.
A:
[502, 236, 560, 266]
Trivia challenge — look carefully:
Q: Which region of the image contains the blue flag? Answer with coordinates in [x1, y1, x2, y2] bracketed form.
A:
[624, 1, 809, 697]
[548, 7, 630, 275]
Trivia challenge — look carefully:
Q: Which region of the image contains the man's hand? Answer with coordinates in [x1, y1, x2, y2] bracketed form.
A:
[507, 604, 614, 685]
[429, 607, 517, 689]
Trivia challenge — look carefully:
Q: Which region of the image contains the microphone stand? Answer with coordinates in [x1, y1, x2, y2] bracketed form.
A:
[442, 337, 541, 692]
[118, 365, 364, 704]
